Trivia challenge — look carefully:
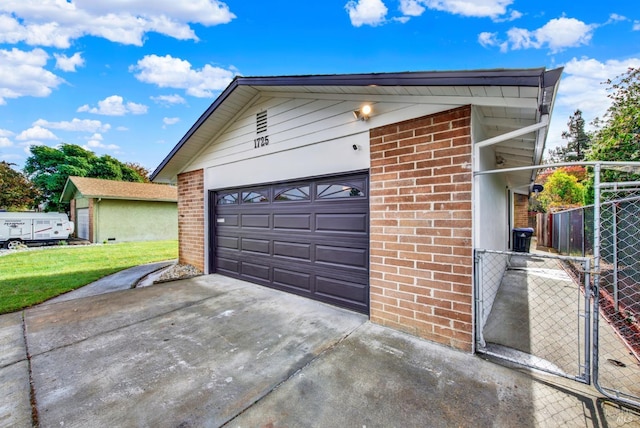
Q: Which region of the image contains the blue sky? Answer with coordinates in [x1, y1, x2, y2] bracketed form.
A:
[1, 0, 639, 174]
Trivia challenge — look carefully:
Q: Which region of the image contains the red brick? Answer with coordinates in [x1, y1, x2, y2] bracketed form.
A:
[369, 106, 473, 352]
[177, 169, 205, 272]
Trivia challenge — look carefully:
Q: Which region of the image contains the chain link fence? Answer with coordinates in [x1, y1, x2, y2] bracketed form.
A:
[475, 249, 591, 383]
[595, 183, 640, 405]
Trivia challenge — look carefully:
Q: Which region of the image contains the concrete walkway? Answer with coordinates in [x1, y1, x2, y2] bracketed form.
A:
[2, 272, 640, 427]
[482, 249, 640, 405]
[46, 260, 174, 303]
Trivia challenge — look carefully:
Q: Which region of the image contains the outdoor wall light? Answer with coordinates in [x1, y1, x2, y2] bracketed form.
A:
[353, 104, 372, 121]
[532, 184, 544, 193]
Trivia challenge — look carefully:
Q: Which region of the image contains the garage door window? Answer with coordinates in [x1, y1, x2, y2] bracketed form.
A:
[242, 190, 269, 203]
[275, 186, 310, 201]
[317, 182, 365, 199]
[217, 193, 238, 205]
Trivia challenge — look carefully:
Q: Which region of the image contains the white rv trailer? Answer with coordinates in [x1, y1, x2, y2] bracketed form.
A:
[0, 212, 75, 249]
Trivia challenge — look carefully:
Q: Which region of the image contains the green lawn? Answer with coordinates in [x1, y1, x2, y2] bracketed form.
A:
[0, 240, 178, 314]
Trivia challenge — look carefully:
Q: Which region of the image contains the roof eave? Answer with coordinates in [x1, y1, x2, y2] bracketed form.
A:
[80, 195, 177, 202]
[150, 77, 242, 181]
[59, 177, 78, 203]
[151, 68, 560, 182]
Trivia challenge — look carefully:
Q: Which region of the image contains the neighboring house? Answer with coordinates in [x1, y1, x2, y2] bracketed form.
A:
[151, 69, 562, 352]
[60, 176, 178, 243]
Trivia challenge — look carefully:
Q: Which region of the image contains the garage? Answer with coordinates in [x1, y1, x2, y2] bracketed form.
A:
[211, 173, 369, 313]
[152, 69, 563, 351]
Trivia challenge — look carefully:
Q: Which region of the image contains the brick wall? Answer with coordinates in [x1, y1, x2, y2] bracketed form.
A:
[513, 193, 529, 228]
[69, 199, 76, 237]
[369, 106, 473, 351]
[177, 169, 205, 272]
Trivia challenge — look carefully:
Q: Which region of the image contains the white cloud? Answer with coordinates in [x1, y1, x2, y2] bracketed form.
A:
[84, 140, 120, 151]
[493, 9, 522, 22]
[345, 0, 388, 27]
[0, 48, 63, 104]
[0, 1, 235, 48]
[151, 94, 187, 106]
[634, 20, 640, 31]
[478, 31, 499, 48]
[22, 141, 46, 156]
[82, 132, 120, 153]
[131, 55, 236, 98]
[0, 129, 14, 149]
[399, 0, 425, 17]
[32, 118, 110, 133]
[163, 117, 180, 126]
[83, 133, 119, 152]
[426, 0, 513, 18]
[78, 95, 148, 116]
[607, 13, 627, 24]
[16, 125, 58, 141]
[398, 0, 520, 23]
[487, 17, 596, 53]
[54, 52, 84, 72]
[546, 57, 640, 151]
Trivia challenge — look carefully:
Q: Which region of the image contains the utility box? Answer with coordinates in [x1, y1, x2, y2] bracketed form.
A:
[512, 227, 534, 253]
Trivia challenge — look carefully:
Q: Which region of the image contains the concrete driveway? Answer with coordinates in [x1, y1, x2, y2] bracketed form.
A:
[2, 274, 639, 427]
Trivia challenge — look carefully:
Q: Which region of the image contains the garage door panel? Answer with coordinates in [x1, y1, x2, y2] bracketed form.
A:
[216, 257, 239, 274]
[316, 245, 367, 269]
[217, 236, 239, 249]
[273, 268, 311, 291]
[212, 172, 369, 314]
[241, 214, 270, 228]
[273, 241, 311, 260]
[241, 238, 270, 254]
[273, 213, 312, 230]
[316, 276, 368, 306]
[241, 262, 270, 280]
[216, 214, 238, 226]
[316, 213, 367, 233]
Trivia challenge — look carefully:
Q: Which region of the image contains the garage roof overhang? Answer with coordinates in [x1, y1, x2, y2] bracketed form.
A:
[150, 68, 563, 188]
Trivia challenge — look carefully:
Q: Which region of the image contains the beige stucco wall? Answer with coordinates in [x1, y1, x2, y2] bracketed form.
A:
[94, 199, 177, 243]
[75, 197, 90, 209]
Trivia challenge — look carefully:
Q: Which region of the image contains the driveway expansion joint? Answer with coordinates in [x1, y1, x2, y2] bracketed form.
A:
[21, 310, 40, 427]
[221, 322, 366, 427]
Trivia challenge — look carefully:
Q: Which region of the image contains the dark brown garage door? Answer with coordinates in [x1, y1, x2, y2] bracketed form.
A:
[211, 173, 369, 313]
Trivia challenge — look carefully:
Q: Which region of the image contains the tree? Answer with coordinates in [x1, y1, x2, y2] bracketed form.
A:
[124, 162, 151, 183]
[24, 144, 144, 212]
[535, 170, 585, 212]
[586, 67, 640, 181]
[0, 161, 40, 210]
[546, 110, 591, 163]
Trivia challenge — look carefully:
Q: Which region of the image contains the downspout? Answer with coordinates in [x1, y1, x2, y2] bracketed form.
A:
[95, 198, 101, 244]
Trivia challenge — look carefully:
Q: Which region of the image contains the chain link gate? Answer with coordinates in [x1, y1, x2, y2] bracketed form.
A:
[475, 249, 592, 383]
[472, 161, 640, 414]
[594, 170, 640, 408]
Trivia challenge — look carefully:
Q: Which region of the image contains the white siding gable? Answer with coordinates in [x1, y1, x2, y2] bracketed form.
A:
[185, 93, 454, 190]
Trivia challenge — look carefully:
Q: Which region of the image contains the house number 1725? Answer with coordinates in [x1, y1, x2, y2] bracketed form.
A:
[254, 136, 269, 148]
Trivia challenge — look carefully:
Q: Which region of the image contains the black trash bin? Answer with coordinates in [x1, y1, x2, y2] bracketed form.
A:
[512, 227, 534, 253]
